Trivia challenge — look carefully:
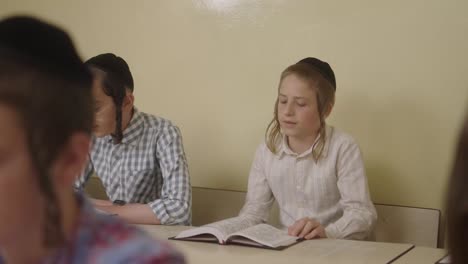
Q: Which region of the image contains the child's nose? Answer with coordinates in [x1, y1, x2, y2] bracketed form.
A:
[285, 103, 294, 115]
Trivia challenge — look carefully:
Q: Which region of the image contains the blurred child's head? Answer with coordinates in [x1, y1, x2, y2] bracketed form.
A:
[446, 114, 468, 264]
[85, 53, 134, 143]
[0, 16, 92, 248]
[266, 57, 336, 159]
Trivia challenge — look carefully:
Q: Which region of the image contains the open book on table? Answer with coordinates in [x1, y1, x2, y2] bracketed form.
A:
[171, 217, 301, 250]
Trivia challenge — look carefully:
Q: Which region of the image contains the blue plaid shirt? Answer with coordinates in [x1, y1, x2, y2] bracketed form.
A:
[76, 109, 191, 225]
[0, 195, 185, 264]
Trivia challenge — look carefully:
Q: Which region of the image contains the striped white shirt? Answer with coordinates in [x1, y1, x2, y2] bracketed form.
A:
[76, 109, 191, 225]
[240, 125, 377, 239]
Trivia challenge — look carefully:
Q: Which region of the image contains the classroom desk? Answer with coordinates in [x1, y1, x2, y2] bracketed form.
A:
[392, 247, 447, 264]
[138, 225, 415, 264]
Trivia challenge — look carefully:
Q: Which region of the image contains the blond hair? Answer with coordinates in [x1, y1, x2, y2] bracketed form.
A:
[265, 63, 336, 160]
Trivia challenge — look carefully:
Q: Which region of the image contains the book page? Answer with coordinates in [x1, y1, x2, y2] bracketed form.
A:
[174, 226, 224, 242]
[204, 217, 259, 237]
[228, 224, 298, 248]
[174, 217, 258, 243]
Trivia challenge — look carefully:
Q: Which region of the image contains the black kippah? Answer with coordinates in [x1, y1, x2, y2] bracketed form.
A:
[297, 57, 336, 91]
[0, 16, 91, 86]
[85, 53, 134, 91]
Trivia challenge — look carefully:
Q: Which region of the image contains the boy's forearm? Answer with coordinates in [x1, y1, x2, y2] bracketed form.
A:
[95, 203, 161, 225]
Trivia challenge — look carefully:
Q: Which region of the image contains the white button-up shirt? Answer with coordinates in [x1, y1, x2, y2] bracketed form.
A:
[240, 126, 377, 239]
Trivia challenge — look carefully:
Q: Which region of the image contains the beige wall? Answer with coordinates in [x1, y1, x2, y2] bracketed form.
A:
[2, 0, 467, 212]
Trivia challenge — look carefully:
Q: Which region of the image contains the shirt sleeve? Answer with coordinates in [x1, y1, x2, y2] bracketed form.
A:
[148, 125, 191, 225]
[141, 252, 186, 264]
[324, 139, 377, 239]
[128, 240, 186, 264]
[98, 231, 186, 264]
[239, 144, 275, 224]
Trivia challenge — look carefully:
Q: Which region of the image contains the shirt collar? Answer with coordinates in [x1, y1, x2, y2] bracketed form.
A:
[0, 193, 120, 263]
[278, 125, 333, 159]
[106, 108, 144, 146]
[44, 193, 104, 263]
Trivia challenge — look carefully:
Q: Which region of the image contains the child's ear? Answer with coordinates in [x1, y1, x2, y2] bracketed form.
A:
[324, 102, 334, 118]
[122, 89, 134, 111]
[51, 133, 91, 187]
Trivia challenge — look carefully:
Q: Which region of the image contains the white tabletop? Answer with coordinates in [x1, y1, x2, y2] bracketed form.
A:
[138, 225, 416, 264]
[392, 246, 447, 264]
